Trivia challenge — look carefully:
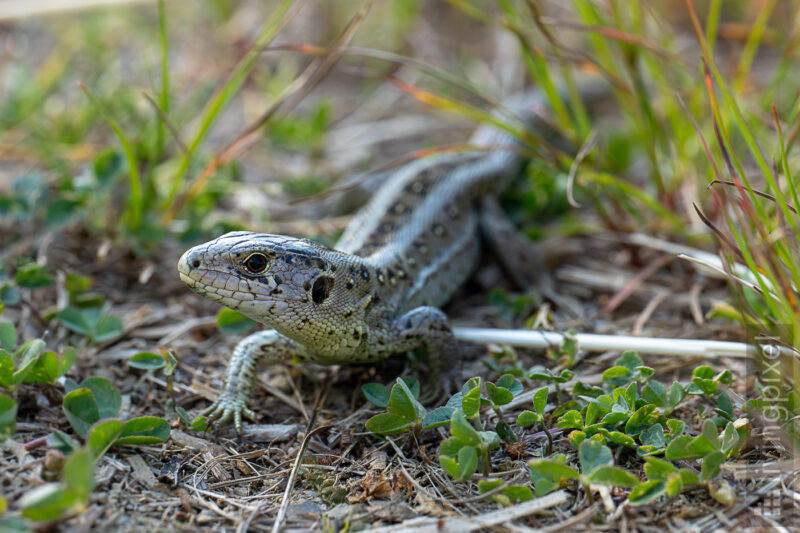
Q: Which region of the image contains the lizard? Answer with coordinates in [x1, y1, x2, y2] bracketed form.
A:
[178, 84, 604, 432]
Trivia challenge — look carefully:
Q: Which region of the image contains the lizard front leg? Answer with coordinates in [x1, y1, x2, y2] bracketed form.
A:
[376, 306, 461, 403]
[201, 329, 300, 432]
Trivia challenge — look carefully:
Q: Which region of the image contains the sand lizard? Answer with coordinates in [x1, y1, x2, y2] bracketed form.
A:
[178, 86, 601, 431]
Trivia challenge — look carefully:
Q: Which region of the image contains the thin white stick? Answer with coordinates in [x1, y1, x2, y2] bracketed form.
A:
[0, 0, 157, 20]
[452, 327, 757, 359]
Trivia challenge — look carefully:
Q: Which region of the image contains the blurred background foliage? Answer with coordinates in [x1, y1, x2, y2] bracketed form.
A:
[0, 0, 800, 352]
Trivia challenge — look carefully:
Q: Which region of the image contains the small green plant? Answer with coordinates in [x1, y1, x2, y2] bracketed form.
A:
[59, 376, 170, 446]
[528, 439, 638, 501]
[438, 410, 500, 481]
[516, 386, 554, 451]
[363, 378, 453, 437]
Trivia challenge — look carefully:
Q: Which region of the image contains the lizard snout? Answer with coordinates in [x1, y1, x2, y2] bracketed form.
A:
[178, 248, 205, 276]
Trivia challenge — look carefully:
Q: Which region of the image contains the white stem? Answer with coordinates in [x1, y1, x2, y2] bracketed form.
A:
[452, 327, 757, 359]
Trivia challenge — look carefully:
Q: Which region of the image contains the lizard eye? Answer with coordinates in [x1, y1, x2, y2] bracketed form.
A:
[244, 253, 269, 274]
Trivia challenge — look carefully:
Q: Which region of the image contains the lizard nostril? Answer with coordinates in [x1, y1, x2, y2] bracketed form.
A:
[191, 258, 201, 269]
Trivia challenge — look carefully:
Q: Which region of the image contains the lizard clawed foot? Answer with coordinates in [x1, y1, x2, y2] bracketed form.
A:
[419, 370, 460, 406]
[200, 392, 257, 433]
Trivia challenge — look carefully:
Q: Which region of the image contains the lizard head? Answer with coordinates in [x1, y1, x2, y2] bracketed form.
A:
[178, 231, 372, 353]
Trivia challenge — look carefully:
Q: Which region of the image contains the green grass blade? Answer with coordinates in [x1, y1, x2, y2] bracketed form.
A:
[80, 84, 143, 230]
[161, 0, 301, 211]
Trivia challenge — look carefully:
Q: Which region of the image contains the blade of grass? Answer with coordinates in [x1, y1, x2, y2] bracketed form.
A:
[155, 0, 169, 161]
[80, 83, 142, 230]
[164, 0, 372, 222]
[734, 0, 777, 93]
[161, 0, 304, 212]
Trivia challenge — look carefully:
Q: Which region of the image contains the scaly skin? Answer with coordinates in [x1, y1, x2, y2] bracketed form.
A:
[178, 86, 603, 431]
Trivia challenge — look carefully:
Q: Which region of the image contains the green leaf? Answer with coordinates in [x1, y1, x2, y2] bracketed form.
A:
[216, 308, 256, 334]
[20, 484, 74, 521]
[401, 378, 420, 399]
[439, 455, 460, 479]
[59, 307, 122, 342]
[439, 436, 465, 457]
[495, 420, 517, 443]
[635, 366, 655, 381]
[0, 322, 16, 351]
[87, 419, 124, 458]
[62, 448, 94, 509]
[461, 382, 482, 418]
[528, 459, 580, 481]
[641, 381, 667, 408]
[496, 374, 523, 396]
[388, 378, 425, 421]
[556, 410, 583, 430]
[457, 445, 478, 480]
[701, 450, 725, 481]
[129, 352, 167, 370]
[569, 430, 587, 448]
[62, 388, 100, 438]
[92, 314, 122, 342]
[115, 417, 170, 445]
[716, 393, 733, 418]
[47, 430, 76, 454]
[578, 439, 613, 474]
[666, 473, 684, 497]
[14, 263, 53, 289]
[478, 478, 503, 494]
[602, 366, 633, 387]
[716, 370, 732, 385]
[628, 479, 667, 506]
[190, 416, 209, 432]
[533, 386, 548, 415]
[422, 407, 454, 430]
[701, 418, 721, 449]
[479, 430, 500, 450]
[501, 485, 533, 503]
[720, 422, 740, 455]
[0, 394, 16, 440]
[0, 284, 20, 306]
[669, 382, 686, 408]
[57, 348, 76, 377]
[604, 431, 636, 447]
[64, 272, 92, 296]
[57, 307, 92, 336]
[13, 339, 45, 384]
[588, 465, 639, 488]
[679, 468, 700, 485]
[625, 404, 659, 436]
[692, 366, 715, 380]
[361, 382, 390, 408]
[450, 410, 480, 445]
[0, 350, 13, 389]
[665, 435, 700, 460]
[640, 423, 666, 448]
[516, 410, 539, 428]
[666, 419, 685, 439]
[0, 514, 30, 533]
[643, 456, 677, 480]
[533, 477, 558, 497]
[365, 413, 413, 435]
[80, 377, 121, 419]
[485, 383, 513, 406]
[22, 351, 58, 384]
[616, 351, 644, 370]
[175, 406, 192, 426]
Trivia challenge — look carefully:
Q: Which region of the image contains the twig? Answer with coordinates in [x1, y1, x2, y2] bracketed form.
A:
[270, 425, 327, 533]
[367, 490, 568, 532]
